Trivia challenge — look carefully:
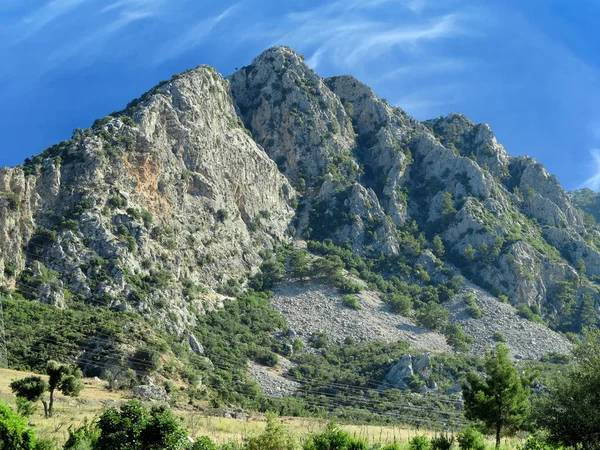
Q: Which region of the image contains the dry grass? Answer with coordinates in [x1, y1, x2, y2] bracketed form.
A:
[0, 368, 517, 448]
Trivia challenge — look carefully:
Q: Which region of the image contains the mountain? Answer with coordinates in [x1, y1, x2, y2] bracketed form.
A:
[0, 47, 597, 418]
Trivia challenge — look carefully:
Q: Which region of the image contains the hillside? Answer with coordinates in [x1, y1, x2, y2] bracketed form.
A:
[0, 46, 596, 424]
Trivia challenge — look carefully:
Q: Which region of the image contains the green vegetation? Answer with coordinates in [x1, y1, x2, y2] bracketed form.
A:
[463, 344, 533, 447]
[11, 360, 84, 417]
[342, 294, 361, 310]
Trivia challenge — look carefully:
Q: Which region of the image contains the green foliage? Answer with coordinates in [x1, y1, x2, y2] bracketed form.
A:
[409, 436, 431, 450]
[387, 293, 413, 315]
[492, 332, 506, 343]
[430, 434, 454, 450]
[0, 401, 37, 450]
[456, 426, 486, 450]
[303, 423, 366, 450]
[0, 191, 20, 210]
[463, 245, 476, 261]
[341, 295, 361, 310]
[516, 305, 544, 324]
[190, 437, 219, 450]
[464, 295, 483, 319]
[289, 249, 311, 281]
[416, 303, 449, 331]
[108, 196, 127, 209]
[431, 235, 445, 259]
[441, 192, 456, 218]
[95, 401, 190, 450]
[463, 344, 532, 447]
[10, 376, 48, 407]
[310, 332, 329, 349]
[130, 347, 161, 374]
[246, 413, 297, 450]
[535, 329, 600, 448]
[444, 324, 473, 353]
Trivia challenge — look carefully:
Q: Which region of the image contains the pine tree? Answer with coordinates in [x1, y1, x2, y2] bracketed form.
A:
[432, 235, 445, 258]
[462, 344, 532, 447]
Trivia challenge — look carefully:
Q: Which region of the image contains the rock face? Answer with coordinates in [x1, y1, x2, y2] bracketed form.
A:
[1, 45, 599, 361]
[133, 385, 170, 402]
[384, 354, 432, 389]
[0, 65, 295, 336]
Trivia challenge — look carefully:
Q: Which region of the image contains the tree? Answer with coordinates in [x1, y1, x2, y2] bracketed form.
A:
[415, 302, 449, 331]
[441, 192, 456, 219]
[444, 324, 473, 353]
[9, 376, 48, 417]
[463, 245, 476, 261]
[432, 235, 445, 259]
[312, 255, 344, 281]
[95, 400, 190, 450]
[462, 344, 532, 447]
[578, 293, 597, 331]
[36, 361, 83, 418]
[536, 329, 600, 449]
[289, 249, 311, 281]
[0, 402, 37, 450]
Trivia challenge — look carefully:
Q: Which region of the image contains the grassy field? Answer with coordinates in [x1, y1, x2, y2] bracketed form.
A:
[0, 367, 517, 448]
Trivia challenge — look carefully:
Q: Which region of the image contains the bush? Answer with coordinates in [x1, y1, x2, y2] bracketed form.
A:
[192, 436, 220, 450]
[457, 426, 486, 450]
[0, 401, 37, 450]
[310, 332, 329, 349]
[409, 435, 431, 450]
[303, 423, 366, 450]
[444, 324, 473, 352]
[342, 295, 361, 310]
[431, 434, 454, 450]
[108, 196, 126, 209]
[416, 303, 449, 331]
[387, 293, 413, 315]
[464, 294, 483, 319]
[246, 413, 297, 450]
[493, 332, 506, 343]
[130, 347, 161, 374]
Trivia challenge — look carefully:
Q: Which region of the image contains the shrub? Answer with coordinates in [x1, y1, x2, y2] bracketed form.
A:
[192, 436, 220, 450]
[388, 293, 413, 315]
[431, 434, 454, 450]
[444, 324, 473, 352]
[130, 347, 161, 374]
[0, 401, 37, 450]
[409, 435, 431, 450]
[310, 332, 329, 349]
[246, 413, 297, 450]
[303, 422, 366, 450]
[464, 294, 483, 319]
[457, 426, 486, 450]
[108, 196, 127, 209]
[493, 332, 506, 343]
[416, 303, 449, 331]
[342, 295, 361, 310]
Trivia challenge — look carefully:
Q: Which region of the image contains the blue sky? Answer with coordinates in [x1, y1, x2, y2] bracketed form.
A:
[0, 0, 598, 190]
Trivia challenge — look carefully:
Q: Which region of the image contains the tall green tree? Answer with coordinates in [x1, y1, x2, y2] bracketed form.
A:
[45, 360, 83, 417]
[12, 362, 83, 418]
[536, 329, 600, 449]
[289, 249, 311, 281]
[462, 344, 532, 447]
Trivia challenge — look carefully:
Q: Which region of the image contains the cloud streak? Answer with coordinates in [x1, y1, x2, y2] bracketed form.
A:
[13, 0, 89, 44]
[152, 3, 240, 65]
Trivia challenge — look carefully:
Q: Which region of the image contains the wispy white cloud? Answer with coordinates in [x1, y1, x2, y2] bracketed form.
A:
[13, 0, 89, 43]
[267, 1, 474, 71]
[582, 149, 600, 190]
[152, 4, 240, 65]
[41, 9, 156, 73]
[378, 58, 468, 81]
